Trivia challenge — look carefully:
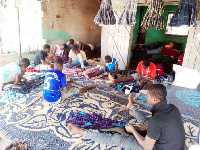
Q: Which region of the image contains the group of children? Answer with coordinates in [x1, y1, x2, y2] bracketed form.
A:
[0, 42, 185, 150]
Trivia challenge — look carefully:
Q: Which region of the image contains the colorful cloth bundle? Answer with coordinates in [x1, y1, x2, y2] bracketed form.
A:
[77, 67, 105, 80]
[110, 80, 142, 93]
[62, 68, 83, 75]
[118, 0, 138, 26]
[4, 77, 44, 94]
[94, 0, 116, 25]
[66, 111, 128, 129]
[26, 68, 40, 73]
[141, 0, 165, 30]
[169, 0, 197, 27]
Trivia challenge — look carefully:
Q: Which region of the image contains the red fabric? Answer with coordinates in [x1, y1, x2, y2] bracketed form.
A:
[156, 65, 166, 76]
[26, 68, 40, 72]
[178, 54, 184, 66]
[160, 48, 179, 58]
[136, 61, 157, 78]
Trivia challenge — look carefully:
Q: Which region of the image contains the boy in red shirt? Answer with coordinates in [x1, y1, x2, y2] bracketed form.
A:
[107, 60, 157, 90]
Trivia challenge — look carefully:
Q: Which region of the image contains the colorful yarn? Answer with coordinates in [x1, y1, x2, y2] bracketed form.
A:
[66, 111, 128, 129]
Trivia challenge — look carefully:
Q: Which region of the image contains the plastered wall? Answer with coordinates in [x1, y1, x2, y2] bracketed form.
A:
[41, 0, 101, 50]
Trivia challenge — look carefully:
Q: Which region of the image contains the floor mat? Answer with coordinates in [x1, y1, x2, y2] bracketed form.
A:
[0, 82, 199, 149]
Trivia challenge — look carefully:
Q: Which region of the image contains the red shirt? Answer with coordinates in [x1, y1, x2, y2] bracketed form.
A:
[136, 61, 157, 78]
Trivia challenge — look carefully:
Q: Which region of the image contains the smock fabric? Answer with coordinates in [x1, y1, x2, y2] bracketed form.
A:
[66, 111, 128, 129]
[141, 0, 165, 30]
[118, 0, 139, 26]
[169, 0, 197, 27]
[94, 0, 116, 26]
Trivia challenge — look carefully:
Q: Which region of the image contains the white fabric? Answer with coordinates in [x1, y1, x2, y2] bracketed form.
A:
[173, 64, 200, 89]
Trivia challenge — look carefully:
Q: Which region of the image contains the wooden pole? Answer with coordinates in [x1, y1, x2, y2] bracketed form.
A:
[17, 7, 22, 59]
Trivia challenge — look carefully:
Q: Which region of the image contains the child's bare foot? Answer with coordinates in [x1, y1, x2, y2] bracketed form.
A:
[108, 73, 114, 81]
[127, 93, 134, 109]
[83, 71, 90, 79]
[67, 123, 86, 136]
[106, 80, 114, 84]
[89, 84, 99, 88]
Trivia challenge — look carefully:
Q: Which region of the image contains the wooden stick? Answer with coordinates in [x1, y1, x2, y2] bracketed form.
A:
[18, 93, 43, 113]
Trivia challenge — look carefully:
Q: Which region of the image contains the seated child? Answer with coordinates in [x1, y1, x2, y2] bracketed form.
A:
[0, 58, 30, 91]
[83, 55, 118, 79]
[107, 60, 156, 90]
[43, 58, 99, 103]
[64, 45, 87, 69]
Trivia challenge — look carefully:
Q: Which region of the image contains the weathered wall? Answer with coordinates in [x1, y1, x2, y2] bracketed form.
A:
[41, 0, 101, 50]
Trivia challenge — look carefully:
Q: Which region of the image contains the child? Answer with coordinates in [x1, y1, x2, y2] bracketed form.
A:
[0, 58, 30, 91]
[83, 55, 118, 79]
[43, 58, 99, 103]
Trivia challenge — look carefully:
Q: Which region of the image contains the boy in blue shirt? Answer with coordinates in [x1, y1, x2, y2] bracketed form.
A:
[43, 58, 99, 103]
[0, 58, 30, 91]
[83, 55, 118, 79]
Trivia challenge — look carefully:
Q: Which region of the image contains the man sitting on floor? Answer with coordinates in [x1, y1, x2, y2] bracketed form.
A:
[64, 45, 87, 69]
[43, 58, 99, 103]
[0, 58, 30, 91]
[34, 44, 54, 70]
[107, 60, 157, 90]
[83, 55, 118, 79]
[67, 84, 185, 150]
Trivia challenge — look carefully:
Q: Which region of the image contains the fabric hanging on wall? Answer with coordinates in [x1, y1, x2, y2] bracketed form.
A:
[94, 0, 116, 26]
[169, 0, 197, 27]
[66, 111, 128, 129]
[141, 0, 165, 30]
[118, 0, 139, 26]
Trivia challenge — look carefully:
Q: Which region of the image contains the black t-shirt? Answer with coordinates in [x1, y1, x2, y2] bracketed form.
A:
[34, 50, 47, 65]
[147, 101, 185, 150]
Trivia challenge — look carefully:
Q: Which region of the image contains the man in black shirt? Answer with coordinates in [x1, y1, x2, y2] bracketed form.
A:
[67, 84, 185, 150]
[34, 44, 53, 70]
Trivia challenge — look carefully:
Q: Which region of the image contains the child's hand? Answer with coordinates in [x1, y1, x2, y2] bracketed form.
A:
[125, 124, 135, 133]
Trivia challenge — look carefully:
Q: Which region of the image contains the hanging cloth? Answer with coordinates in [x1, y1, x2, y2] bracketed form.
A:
[118, 0, 139, 26]
[94, 0, 116, 26]
[169, 0, 197, 27]
[141, 0, 165, 30]
[66, 111, 128, 129]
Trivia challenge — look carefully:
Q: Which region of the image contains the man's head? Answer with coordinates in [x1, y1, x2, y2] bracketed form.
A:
[60, 44, 67, 50]
[105, 55, 112, 63]
[43, 44, 50, 53]
[72, 45, 80, 54]
[142, 60, 150, 69]
[54, 58, 64, 71]
[69, 39, 74, 45]
[19, 58, 30, 68]
[147, 84, 167, 106]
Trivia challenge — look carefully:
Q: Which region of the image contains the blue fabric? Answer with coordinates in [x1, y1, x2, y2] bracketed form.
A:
[106, 58, 116, 72]
[43, 69, 68, 102]
[98, 69, 104, 74]
[169, 0, 197, 27]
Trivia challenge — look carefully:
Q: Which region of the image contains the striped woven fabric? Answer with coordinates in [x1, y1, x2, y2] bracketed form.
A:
[118, 0, 139, 26]
[141, 0, 165, 30]
[94, 0, 116, 26]
[169, 0, 197, 27]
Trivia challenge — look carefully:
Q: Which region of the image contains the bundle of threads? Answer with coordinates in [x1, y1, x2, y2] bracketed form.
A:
[141, 0, 165, 30]
[94, 0, 116, 25]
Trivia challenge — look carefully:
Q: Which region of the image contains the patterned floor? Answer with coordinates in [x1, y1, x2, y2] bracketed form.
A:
[0, 77, 199, 150]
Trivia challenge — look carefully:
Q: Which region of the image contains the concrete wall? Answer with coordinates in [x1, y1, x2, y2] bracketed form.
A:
[41, 0, 101, 50]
